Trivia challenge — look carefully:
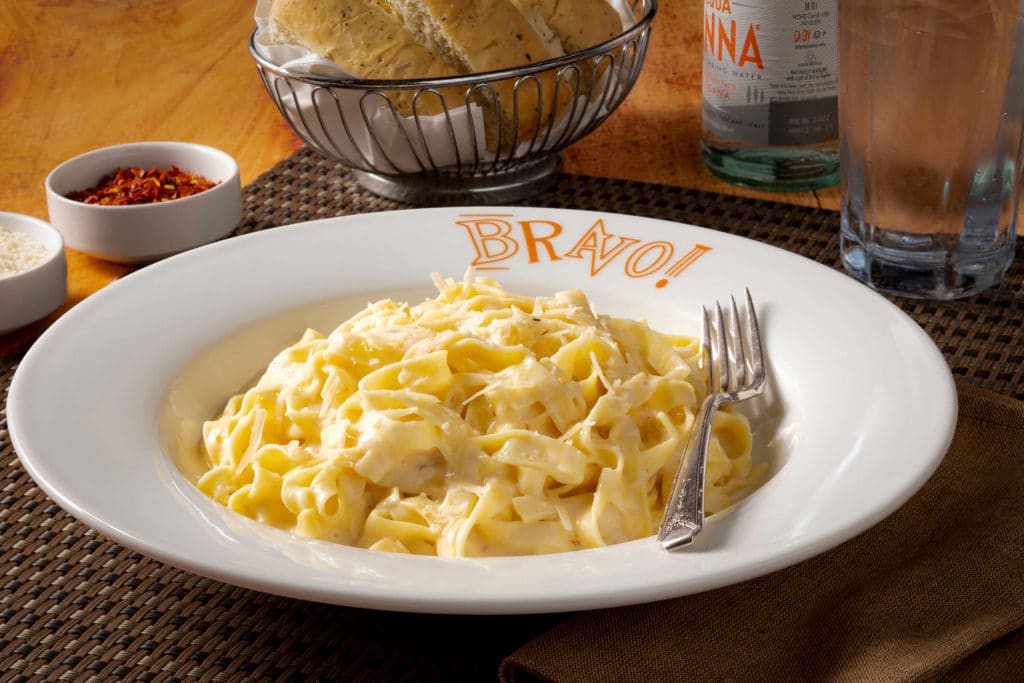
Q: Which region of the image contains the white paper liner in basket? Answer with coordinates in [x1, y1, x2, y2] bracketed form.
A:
[252, 0, 637, 174]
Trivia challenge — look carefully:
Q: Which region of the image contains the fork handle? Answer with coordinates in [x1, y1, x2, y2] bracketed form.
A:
[658, 394, 721, 550]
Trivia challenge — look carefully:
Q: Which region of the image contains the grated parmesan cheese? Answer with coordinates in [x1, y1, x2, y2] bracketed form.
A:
[0, 227, 49, 278]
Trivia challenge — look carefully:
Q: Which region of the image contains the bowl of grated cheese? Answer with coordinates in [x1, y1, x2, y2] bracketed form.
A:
[0, 211, 67, 334]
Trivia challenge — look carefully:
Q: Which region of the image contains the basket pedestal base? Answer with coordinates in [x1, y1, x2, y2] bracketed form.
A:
[353, 154, 562, 205]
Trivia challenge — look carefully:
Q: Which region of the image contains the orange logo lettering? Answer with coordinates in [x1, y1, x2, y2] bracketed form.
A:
[655, 244, 713, 288]
[457, 214, 519, 269]
[563, 219, 641, 275]
[624, 241, 674, 278]
[705, 7, 764, 70]
[519, 220, 563, 263]
[716, 17, 737, 64]
[454, 214, 714, 288]
[739, 25, 764, 68]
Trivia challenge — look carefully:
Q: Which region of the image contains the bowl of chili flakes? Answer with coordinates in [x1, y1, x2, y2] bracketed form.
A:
[45, 141, 242, 264]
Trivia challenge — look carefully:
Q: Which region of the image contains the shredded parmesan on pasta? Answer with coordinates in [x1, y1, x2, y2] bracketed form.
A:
[197, 274, 763, 557]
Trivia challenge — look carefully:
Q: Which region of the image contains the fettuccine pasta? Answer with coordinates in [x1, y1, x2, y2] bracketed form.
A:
[197, 274, 762, 557]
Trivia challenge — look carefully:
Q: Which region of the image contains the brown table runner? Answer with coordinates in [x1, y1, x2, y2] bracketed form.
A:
[2, 148, 1022, 681]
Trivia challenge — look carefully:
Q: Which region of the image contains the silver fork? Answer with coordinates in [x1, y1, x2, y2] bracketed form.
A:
[658, 289, 767, 551]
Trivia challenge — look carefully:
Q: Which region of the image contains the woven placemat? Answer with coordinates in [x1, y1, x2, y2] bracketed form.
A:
[2, 148, 1022, 681]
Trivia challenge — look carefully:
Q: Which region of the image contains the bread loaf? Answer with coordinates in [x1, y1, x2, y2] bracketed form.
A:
[383, 0, 565, 72]
[264, 0, 625, 147]
[508, 0, 623, 54]
[266, 0, 460, 115]
[383, 0, 576, 145]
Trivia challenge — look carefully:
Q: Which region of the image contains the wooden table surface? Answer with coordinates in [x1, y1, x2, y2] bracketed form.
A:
[0, 0, 838, 356]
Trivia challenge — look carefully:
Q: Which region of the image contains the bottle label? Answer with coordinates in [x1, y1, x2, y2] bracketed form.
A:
[702, 0, 838, 146]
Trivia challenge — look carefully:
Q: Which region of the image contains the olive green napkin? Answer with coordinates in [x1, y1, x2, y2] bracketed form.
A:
[501, 383, 1024, 682]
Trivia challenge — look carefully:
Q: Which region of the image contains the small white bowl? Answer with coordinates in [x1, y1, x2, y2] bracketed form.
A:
[45, 141, 243, 264]
[0, 211, 68, 334]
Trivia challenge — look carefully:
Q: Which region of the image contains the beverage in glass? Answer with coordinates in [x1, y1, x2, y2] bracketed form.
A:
[839, 0, 1024, 300]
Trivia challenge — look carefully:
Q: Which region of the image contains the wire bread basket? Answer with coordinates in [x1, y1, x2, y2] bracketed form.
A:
[250, 0, 656, 203]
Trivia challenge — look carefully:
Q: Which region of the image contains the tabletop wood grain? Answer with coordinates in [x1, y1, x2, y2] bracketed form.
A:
[0, 0, 838, 355]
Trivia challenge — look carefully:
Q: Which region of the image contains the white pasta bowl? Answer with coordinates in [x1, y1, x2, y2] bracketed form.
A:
[0, 211, 67, 334]
[44, 141, 243, 264]
[7, 208, 957, 613]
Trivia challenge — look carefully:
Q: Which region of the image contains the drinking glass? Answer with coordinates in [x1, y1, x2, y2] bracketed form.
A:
[839, 1, 1024, 300]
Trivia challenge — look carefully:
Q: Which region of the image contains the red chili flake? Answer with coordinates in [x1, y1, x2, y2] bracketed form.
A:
[66, 166, 219, 205]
